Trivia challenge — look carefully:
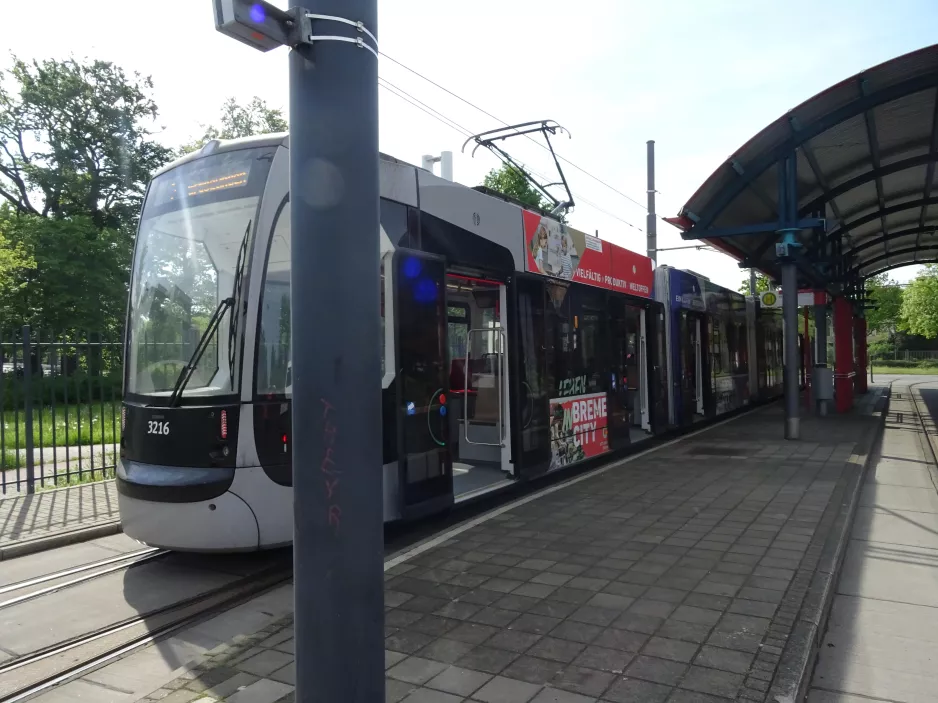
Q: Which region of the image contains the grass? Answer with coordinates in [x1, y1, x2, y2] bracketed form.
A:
[1, 401, 121, 470]
[871, 364, 938, 375]
[37, 467, 116, 492]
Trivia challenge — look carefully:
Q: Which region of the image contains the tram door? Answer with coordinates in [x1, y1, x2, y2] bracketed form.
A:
[394, 250, 453, 518]
[639, 310, 651, 431]
[446, 273, 512, 498]
[679, 312, 705, 421]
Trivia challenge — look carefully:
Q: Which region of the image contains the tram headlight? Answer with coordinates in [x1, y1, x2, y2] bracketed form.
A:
[220, 409, 228, 439]
[121, 406, 126, 431]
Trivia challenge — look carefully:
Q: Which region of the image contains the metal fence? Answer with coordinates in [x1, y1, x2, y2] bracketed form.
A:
[0, 326, 123, 496]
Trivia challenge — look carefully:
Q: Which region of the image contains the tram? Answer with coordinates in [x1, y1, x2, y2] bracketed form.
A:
[117, 133, 675, 551]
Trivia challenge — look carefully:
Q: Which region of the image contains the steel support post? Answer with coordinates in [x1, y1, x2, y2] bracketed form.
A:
[782, 263, 800, 439]
[814, 302, 828, 416]
[646, 140, 657, 263]
[855, 316, 868, 394]
[288, 0, 384, 700]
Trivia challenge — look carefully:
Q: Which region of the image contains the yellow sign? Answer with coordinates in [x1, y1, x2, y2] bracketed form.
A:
[760, 291, 778, 307]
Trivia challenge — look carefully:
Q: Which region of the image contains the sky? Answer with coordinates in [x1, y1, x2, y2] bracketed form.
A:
[2, 0, 938, 290]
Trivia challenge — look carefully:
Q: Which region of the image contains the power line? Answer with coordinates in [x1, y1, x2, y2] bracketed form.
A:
[378, 77, 644, 233]
[380, 51, 655, 216]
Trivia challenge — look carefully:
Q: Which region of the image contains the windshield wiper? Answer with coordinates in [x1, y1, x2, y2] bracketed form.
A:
[228, 220, 251, 389]
[167, 297, 235, 407]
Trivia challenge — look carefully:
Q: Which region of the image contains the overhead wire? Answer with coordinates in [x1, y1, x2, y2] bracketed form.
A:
[380, 51, 661, 218]
[378, 77, 645, 232]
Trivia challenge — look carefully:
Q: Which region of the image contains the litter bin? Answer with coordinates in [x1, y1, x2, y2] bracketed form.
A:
[814, 365, 833, 416]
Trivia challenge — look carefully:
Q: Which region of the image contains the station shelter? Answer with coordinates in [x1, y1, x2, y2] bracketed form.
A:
[663, 44, 938, 436]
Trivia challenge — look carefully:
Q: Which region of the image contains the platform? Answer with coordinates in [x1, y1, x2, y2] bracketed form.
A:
[0, 480, 120, 560]
[112, 386, 887, 703]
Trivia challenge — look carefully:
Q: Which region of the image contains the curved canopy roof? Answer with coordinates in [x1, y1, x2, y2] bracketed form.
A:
[666, 44, 938, 285]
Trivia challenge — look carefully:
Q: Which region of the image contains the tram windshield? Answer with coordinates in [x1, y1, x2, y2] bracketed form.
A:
[126, 146, 274, 400]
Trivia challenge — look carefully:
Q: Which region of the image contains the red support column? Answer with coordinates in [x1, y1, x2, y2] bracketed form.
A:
[834, 296, 855, 412]
[855, 316, 868, 394]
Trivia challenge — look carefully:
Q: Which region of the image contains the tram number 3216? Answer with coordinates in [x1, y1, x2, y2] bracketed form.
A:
[147, 420, 170, 436]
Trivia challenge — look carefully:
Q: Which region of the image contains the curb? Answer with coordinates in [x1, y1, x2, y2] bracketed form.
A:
[767, 384, 892, 703]
[0, 520, 123, 561]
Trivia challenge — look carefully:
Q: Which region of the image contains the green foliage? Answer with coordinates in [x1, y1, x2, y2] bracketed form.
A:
[0, 56, 172, 231]
[180, 97, 288, 155]
[0, 373, 123, 412]
[0, 210, 130, 335]
[737, 272, 772, 295]
[900, 265, 938, 339]
[0, 222, 34, 300]
[864, 273, 903, 335]
[482, 163, 567, 222]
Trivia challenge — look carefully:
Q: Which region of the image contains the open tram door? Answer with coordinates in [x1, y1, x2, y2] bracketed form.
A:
[678, 311, 706, 422]
[445, 270, 513, 500]
[393, 249, 454, 519]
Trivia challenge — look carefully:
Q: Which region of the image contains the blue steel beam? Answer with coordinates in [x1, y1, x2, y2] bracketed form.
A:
[850, 244, 938, 275]
[915, 89, 938, 257]
[831, 196, 938, 241]
[864, 256, 938, 278]
[790, 115, 846, 226]
[799, 152, 938, 216]
[681, 217, 824, 241]
[848, 225, 938, 257]
[859, 77, 890, 256]
[690, 71, 938, 230]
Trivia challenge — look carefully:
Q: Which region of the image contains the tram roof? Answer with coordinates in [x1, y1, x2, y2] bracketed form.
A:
[666, 44, 938, 289]
[153, 132, 422, 179]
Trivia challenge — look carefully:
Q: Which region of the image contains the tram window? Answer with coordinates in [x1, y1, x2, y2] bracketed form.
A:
[256, 198, 291, 396]
[381, 199, 411, 247]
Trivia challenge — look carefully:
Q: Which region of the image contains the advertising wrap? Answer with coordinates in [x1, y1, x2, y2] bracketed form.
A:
[548, 387, 609, 470]
[523, 211, 653, 299]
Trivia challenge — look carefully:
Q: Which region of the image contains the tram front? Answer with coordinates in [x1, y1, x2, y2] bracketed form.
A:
[117, 135, 292, 552]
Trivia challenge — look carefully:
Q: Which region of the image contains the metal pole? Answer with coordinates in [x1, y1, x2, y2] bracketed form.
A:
[782, 264, 800, 439]
[22, 325, 35, 493]
[288, 0, 383, 701]
[646, 140, 657, 264]
[749, 269, 756, 296]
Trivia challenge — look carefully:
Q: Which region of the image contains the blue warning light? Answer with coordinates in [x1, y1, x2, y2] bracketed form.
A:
[439, 405, 447, 417]
[249, 3, 266, 23]
[406, 401, 416, 416]
[403, 256, 421, 279]
[414, 278, 437, 304]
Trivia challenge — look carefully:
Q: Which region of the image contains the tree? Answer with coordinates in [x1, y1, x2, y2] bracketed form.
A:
[864, 273, 903, 335]
[737, 272, 772, 295]
[482, 163, 567, 222]
[0, 207, 129, 336]
[900, 265, 938, 339]
[180, 97, 288, 155]
[0, 56, 173, 231]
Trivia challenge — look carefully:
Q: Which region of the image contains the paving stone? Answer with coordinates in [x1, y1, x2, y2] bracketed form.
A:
[502, 656, 567, 685]
[641, 637, 700, 664]
[602, 676, 673, 703]
[727, 599, 777, 619]
[571, 645, 634, 674]
[666, 688, 732, 702]
[418, 638, 477, 664]
[628, 599, 677, 618]
[671, 606, 722, 627]
[550, 620, 604, 644]
[226, 678, 294, 703]
[527, 636, 587, 664]
[682, 593, 731, 612]
[472, 674, 544, 702]
[388, 656, 451, 685]
[237, 650, 294, 677]
[388, 630, 438, 654]
[399, 687, 464, 702]
[693, 645, 753, 675]
[457, 645, 518, 675]
[593, 627, 649, 652]
[512, 613, 564, 635]
[678, 665, 744, 698]
[550, 664, 616, 697]
[624, 655, 688, 686]
[425, 665, 493, 696]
